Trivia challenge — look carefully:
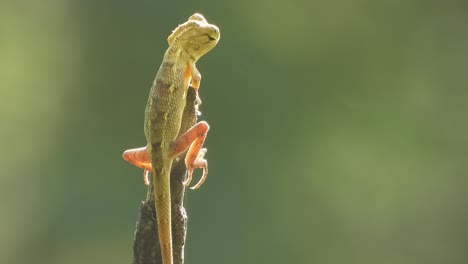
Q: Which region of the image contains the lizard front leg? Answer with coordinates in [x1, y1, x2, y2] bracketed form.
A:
[170, 121, 209, 189]
[190, 66, 201, 89]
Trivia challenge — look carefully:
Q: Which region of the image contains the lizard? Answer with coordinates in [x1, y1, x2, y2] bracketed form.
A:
[122, 13, 220, 264]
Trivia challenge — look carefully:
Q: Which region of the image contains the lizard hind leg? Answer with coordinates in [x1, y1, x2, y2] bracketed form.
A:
[170, 121, 210, 189]
[122, 146, 152, 185]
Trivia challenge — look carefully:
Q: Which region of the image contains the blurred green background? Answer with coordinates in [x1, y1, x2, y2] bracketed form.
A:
[1, 1, 467, 263]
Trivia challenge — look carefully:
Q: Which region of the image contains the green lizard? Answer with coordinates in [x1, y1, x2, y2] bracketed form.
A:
[122, 13, 220, 264]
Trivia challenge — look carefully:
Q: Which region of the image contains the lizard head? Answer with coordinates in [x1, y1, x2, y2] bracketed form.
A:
[167, 13, 220, 61]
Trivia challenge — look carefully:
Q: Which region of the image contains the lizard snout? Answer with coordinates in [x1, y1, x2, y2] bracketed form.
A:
[209, 26, 220, 41]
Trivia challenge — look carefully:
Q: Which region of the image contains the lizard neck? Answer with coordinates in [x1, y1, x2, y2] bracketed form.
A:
[164, 43, 197, 65]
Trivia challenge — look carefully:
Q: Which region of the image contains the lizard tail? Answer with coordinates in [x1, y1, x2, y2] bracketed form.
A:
[153, 162, 173, 264]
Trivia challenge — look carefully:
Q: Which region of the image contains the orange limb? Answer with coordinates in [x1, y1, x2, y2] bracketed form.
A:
[122, 146, 152, 185]
[170, 121, 210, 189]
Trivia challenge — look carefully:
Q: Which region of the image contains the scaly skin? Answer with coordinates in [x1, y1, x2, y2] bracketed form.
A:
[122, 13, 220, 264]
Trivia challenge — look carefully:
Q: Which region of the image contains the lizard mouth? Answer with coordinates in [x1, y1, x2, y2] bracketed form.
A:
[206, 27, 220, 42]
[207, 34, 217, 42]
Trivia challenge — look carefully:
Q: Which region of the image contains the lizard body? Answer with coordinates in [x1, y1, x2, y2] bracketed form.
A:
[122, 13, 220, 264]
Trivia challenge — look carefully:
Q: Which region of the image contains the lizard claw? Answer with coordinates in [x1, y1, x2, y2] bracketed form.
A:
[182, 170, 193, 187]
[183, 148, 208, 189]
[190, 165, 207, 190]
[143, 170, 150, 186]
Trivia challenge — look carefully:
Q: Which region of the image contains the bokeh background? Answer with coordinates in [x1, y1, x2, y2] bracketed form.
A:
[2, 1, 467, 263]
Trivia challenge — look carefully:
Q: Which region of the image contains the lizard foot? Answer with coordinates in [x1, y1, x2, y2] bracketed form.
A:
[183, 148, 208, 189]
[170, 121, 210, 189]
